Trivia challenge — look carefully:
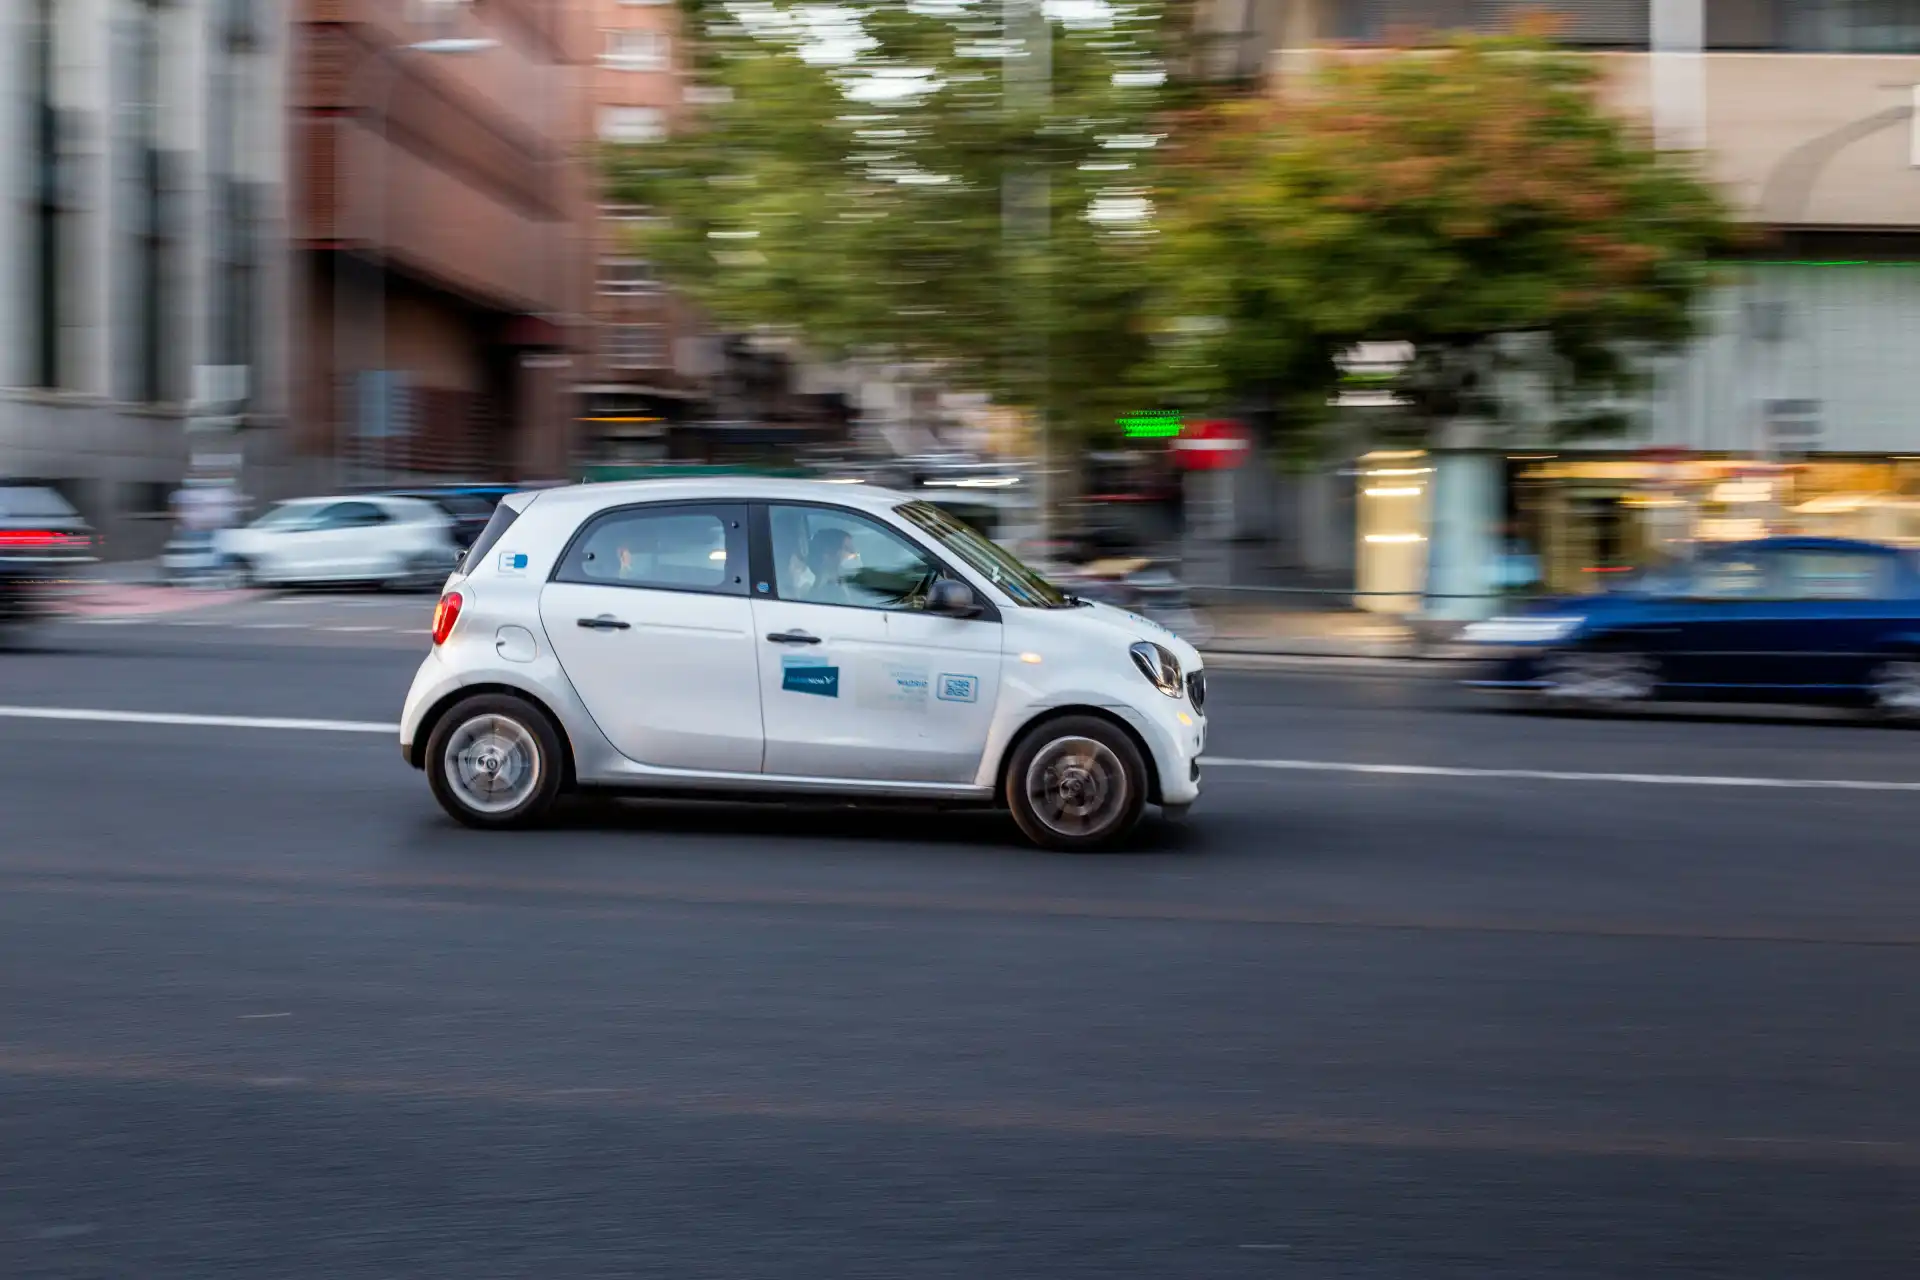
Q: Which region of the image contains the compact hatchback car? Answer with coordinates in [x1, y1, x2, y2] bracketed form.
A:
[400, 478, 1208, 849]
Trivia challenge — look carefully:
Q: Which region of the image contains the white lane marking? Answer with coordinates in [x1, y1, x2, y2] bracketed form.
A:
[243, 622, 300, 630]
[0, 706, 396, 734]
[324, 625, 389, 633]
[239, 1012, 292, 1019]
[1204, 757, 1920, 793]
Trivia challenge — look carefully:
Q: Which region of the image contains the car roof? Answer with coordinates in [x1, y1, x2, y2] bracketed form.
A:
[1725, 537, 1902, 554]
[529, 477, 919, 515]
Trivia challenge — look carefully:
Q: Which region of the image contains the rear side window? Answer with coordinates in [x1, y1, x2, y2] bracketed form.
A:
[555, 504, 748, 596]
[1776, 550, 1895, 600]
[460, 501, 521, 571]
[0, 486, 77, 519]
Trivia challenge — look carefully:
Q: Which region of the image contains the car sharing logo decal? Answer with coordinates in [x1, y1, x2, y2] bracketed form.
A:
[781, 654, 839, 698]
[498, 551, 529, 573]
[936, 674, 978, 703]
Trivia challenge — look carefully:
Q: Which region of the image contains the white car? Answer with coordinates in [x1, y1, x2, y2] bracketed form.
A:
[399, 478, 1208, 849]
[216, 495, 462, 590]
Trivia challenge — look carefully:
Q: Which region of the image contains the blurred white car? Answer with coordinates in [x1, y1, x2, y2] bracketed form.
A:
[215, 495, 461, 590]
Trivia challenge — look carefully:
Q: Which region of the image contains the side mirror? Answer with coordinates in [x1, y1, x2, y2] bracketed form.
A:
[926, 578, 981, 618]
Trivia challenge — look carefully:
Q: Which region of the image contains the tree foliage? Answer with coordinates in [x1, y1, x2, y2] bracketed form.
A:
[1146, 30, 1742, 440]
[603, 0, 1190, 439]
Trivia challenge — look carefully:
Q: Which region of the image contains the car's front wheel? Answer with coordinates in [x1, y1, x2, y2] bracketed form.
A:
[1005, 715, 1149, 852]
[425, 694, 564, 829]
[1539, 646, 1657, 710]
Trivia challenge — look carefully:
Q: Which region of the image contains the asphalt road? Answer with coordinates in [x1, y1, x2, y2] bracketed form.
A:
[4, 611, 1919, 1278]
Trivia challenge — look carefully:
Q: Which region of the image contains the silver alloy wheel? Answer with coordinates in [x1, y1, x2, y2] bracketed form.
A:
[1871, 660, 1920, 718]
[1023, 735, 1130, 839]
[442, 713, 543, 815]
[1541, 650, 1655, 704]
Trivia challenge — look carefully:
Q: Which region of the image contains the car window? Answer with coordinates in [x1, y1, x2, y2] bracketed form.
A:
[460, 501, 520, 572]
[322, 501, 388, 528]
[252, 501, 324, 529]
[769, 504, 941, 611]
[1687, 551, 1772, 599]
[557, 504, 747, 595]
[0, 485, 77, 519]
[1776, 550, 1895, 600]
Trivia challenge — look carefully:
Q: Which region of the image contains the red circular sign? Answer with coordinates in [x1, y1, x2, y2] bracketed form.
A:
[1173, 420, 1251, 471]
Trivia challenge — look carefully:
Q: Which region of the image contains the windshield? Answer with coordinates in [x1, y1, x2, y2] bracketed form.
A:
[896, 500, 1069, 608]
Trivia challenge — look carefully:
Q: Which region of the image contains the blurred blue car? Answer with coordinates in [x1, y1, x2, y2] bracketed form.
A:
[1461, 537, 1920, 717]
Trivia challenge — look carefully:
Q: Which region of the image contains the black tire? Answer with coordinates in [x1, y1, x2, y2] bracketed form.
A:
[1004, 714, 1149, 852]
[424, 693, 565, 829]
[1868, 655, 1920, 724]
[1537, 645, 1657, 712]
[224, 556, 259, 590]
[384, 552, 447, 594]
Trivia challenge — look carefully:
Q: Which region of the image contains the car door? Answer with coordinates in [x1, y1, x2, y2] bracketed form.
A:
[539, 502, 764, 774]
[1757, 547, 1905, 692]
[1660, 547, 1779, 691]
[753, 503, 1002, 784]
[276, 501, 360, 580]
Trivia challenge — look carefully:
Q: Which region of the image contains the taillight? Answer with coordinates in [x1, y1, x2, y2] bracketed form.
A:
[431, 592, 463, 645]
[0, 530, 86, 550]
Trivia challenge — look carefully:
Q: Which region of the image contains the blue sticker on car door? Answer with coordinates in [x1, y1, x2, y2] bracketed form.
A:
[781, 653, 839, 698]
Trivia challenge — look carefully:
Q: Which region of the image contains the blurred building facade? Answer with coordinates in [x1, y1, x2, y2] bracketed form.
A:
[578, 0, 855, 469]
[1218, 1, 1920, 613]
[0, 0, 292, 557]
[576, 0, 696, 463]
[291, 0, 593, 491]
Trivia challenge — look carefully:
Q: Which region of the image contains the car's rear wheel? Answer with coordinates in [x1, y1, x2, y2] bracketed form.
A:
[1869, 657, 1920, 723]
[1005, 715, 1148, 852]
[1539, 647, 1657, 710]
[386, 552, 446, 593]
[426, 694, 564, 829]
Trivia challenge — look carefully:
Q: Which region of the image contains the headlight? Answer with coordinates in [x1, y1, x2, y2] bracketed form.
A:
[1460, 615, 1585, 645]
[1129, 641, 1183, 697]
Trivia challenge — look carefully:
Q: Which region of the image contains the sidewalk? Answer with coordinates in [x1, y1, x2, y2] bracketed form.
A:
[58, 560, 1467, 660]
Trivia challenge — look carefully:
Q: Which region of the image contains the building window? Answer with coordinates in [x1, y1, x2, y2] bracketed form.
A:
[603, 29, 670, 71]
[1788, 1, 1920, 52]
[599, 106, 666, 143]
[599, 257, 656, 297]
[608, 324, 667, 369]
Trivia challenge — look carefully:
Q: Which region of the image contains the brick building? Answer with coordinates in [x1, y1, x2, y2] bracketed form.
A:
[291, 0, 593, 489]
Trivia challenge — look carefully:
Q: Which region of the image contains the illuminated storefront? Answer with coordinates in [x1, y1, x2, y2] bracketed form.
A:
[1509, 455, 1920, 595]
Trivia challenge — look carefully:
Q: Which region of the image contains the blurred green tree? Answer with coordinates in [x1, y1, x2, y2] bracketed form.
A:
[1146, 27, 1742, 447]
[603, 0, 1196, 451]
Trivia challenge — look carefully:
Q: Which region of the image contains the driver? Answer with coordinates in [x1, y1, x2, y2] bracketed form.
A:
[806, 528, 858, 604]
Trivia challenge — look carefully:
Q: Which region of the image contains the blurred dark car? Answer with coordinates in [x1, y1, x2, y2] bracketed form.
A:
[1461, 537, 1920, 718]
[0, 482, 96, 638]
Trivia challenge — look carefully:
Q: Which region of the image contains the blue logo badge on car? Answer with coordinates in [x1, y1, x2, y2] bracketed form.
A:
[936, 674, 978, 703]
[499, 552, 529, 572]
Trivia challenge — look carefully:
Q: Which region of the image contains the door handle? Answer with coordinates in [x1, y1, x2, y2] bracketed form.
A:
[765, 630, 821, 645]
[577, 615, 631, 631]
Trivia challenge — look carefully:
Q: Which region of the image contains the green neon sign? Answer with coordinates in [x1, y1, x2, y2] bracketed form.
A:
[1120, 410, 1182, 439]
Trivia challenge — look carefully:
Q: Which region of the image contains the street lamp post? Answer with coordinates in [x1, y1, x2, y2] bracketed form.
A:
[335, 36, 498, 492]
